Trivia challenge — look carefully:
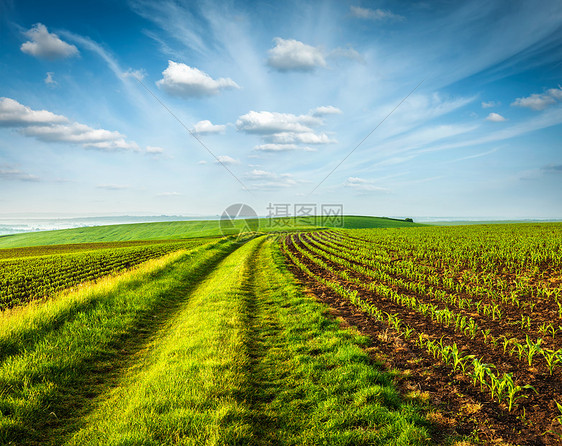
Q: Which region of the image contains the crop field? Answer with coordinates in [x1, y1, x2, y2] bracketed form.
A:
[0, 238, 215, 310]
[284, 223, 562, 445]
[0, 220, 560, 445]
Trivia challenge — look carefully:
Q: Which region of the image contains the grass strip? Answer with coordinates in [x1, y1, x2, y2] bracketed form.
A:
[66, 236, 265, 445]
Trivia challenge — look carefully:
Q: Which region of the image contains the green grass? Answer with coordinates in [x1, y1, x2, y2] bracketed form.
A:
[0, 215, 422, 249]
[0, 235, 431, 445]
[67, 236, 430, 445]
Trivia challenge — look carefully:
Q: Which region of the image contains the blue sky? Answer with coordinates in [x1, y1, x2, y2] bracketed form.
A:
[0, 0, 561, 219]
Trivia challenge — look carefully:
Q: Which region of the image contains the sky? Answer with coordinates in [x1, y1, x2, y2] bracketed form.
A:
[0, 0, 561, 220]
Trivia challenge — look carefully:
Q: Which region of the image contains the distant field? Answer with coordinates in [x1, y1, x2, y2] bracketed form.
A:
[0, 215, 421, 248]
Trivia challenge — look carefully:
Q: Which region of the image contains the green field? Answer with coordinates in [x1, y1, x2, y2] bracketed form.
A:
[1, 219, 561, 445]
[0, 215, 422, 249]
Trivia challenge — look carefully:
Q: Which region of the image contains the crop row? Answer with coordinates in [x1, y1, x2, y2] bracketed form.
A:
[317, 229, 562, 305]
[282, 236, 539, 412]
[0, 239, 210, 309]
[314, 230, 562, 336]
[294, 233, 562, 375]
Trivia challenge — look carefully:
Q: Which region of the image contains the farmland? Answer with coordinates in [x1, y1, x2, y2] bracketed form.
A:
[0, 220, 561, 444]
[284, 222, 562, 444]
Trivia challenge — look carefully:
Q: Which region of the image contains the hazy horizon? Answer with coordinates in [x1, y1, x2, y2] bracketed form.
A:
[1, 213, 561, 237]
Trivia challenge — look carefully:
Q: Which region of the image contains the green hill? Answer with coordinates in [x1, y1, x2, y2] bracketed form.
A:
[0, 216, 423, 249]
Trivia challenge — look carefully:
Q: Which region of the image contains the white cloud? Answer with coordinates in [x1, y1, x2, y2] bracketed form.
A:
[344, 177, 388, 192]
[267, 38, 326, 72]
[266, 131, 336, 144]
[156, 61, 240, 97]
[0, 97, 68, 126]
[23, 123, 121, 144]
[20, 23, 79, 60]
[511, 93, 555, 111]
[197, 160, 207, 165]
[0, 166, 40, 182]
[44, 72, 56, 86]
[310, 105, 342, 116]
[0, 98, 140, 151]
[236, 111, 321, 134]
[146, 145, 164, 154]
[192, 120, 226, 134]
[237, 109, 337, 153]
[511, 87, 562, 111]
[486, 112, 507, 122]
[350, 6, 404, 21]
[481, 101, 499, 108]
[215, 155, 239, 165]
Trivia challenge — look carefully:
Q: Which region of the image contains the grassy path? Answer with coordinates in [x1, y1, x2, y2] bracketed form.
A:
[66, 236, 430, 445]
[1, 235, 431, 445]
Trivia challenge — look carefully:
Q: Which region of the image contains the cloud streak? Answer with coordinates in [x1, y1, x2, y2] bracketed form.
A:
[0, 166, 40, 182]
[0, 97, 141, 152]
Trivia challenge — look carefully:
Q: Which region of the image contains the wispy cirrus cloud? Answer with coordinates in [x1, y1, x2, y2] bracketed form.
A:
[0, 166, 40, 182]
[244, 169, 302, 189]
[344, 177, 388, 192]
